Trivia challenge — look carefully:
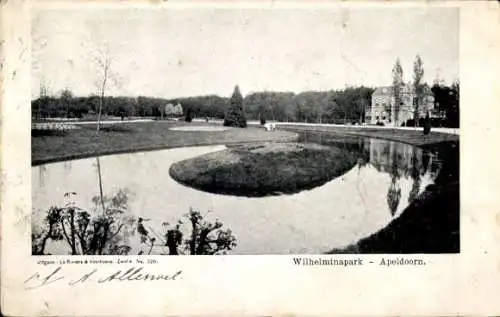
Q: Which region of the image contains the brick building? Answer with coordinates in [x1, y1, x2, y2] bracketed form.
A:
[365, 84, 434, 126]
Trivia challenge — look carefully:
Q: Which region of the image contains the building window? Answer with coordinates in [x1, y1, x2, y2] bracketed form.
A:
[382, 116, 386, 120]
[376, 116, 379, 120]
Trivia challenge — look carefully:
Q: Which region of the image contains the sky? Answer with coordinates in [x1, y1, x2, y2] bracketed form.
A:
[31, 7, 459, 99]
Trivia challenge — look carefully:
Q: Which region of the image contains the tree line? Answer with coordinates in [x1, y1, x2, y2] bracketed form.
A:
[31, 86, 375, 124]
[32, 81, 458, 127]
[431, 80, 459, 128]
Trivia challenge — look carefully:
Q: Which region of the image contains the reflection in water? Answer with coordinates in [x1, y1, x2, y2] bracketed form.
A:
[33, 134, 442, 254]
[408, 150, 422, 203]
[387, 146, 402, 216]
[299, 131, 440, 218]
[38, 164, 47, 188]
[95, 157, 106, 215]
[63, 161, 72, 172]
[387, 177, 401, 217]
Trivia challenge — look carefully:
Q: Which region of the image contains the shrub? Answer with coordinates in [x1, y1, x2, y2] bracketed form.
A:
[430, 117, 444, 127]
[423, 124, 431, 135]
[260, 116, 266, 125]
[376, 121, 385, 126]
[185, 109, 193, 122]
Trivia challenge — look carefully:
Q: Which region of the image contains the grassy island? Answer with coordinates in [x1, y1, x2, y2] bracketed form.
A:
[169, 142, 357, 197]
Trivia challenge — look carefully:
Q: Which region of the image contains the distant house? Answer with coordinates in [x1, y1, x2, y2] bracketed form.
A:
[365, 84, 434, 126]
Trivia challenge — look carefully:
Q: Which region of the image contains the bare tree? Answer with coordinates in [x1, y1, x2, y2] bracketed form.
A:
[95, 50, 111, 134]
[37, 82, 48, 120]
[392, 58, 404, 126]
[90, 46, 121, 217]
[413, 55, 425, 127]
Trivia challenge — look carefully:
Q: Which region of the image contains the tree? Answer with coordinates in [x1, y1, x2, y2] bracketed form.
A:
[37, 83, 48, 120]
[91, 46, 121, 133]
[223, 85, 247, 128]
[91, 48, 116, 232]
[95, 53, 110, 133]
[392, 58, 404, 126]
[174, 103, 183, 117]
[32, 206, 64, 255]
[449, 80, 460, 128]
[173, 208, 237, 255]
[164, 103, 175, 117]
[32, 195, 237, 256]
[60, 88, 74, 118]
[423, 111, 431, 135]
[260, 114, 266, 125]
[431, 79, 459, 128]
[413, 55, 425, 127]
[185, 108, 193, 122]
[32, 190, 134, 255]
[317, 92, 333, 124]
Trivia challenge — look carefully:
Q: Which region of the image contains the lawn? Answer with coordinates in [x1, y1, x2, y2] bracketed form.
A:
[31, 121, 298, 165]
[169, 142, 357, 197]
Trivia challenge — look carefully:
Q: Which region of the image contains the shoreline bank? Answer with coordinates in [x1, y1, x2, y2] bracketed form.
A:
[32, 121, 459, 166]
[279, 124, 459, 147]
[32, 122, 298, 166]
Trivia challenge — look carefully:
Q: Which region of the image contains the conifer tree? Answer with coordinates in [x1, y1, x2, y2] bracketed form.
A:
[224, 85, 247, 128]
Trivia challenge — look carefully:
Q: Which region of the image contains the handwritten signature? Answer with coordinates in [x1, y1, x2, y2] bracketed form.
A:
[24, 266, 183, 290]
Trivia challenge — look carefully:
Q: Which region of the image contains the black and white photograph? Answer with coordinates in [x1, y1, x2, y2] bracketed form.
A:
[30, 7, 460, 256]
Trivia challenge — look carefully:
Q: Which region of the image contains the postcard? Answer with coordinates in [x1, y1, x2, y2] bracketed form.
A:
[1, 1, 500, 316]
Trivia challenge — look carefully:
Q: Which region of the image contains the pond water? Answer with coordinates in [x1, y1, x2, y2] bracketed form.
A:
[32, 131, 442, 255]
